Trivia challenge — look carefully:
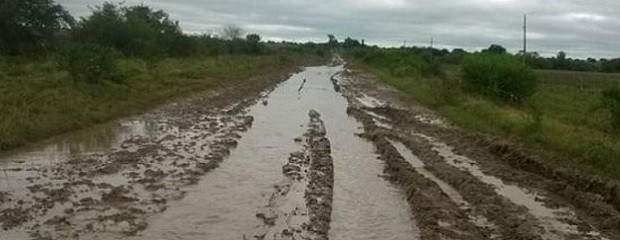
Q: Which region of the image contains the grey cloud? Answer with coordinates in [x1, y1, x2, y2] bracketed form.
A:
[58, 0, 620, 59]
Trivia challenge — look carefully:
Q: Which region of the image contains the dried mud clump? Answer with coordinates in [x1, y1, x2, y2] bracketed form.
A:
[304, 110, 334, 239]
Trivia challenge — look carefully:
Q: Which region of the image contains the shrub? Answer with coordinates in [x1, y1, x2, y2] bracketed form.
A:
[601, 86, 620, 131]
[461, 53, 538, 104]
[61, 44, 121, 84]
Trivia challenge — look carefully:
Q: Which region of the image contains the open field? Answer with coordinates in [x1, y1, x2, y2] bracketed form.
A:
[0, 53, 324, 151]
[537, 69, 620, 88]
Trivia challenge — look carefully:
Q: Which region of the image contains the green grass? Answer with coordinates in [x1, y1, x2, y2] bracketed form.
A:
[0, 53, 321, 151]
[362, 64, 620, 181]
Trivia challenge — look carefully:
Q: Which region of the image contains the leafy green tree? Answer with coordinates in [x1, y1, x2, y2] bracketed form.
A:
[72, 3, 187, 58]
[481, 44, 507, 55]
[72, 3, 129, 53]
[0, 0, 74, 55]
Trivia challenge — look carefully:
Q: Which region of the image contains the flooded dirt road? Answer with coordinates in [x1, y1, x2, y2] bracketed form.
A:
[1, 58, 620, 240]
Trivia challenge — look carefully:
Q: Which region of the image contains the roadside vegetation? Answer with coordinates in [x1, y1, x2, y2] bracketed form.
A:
[0, 0, 328, 150]
[343, 42, 620, 181]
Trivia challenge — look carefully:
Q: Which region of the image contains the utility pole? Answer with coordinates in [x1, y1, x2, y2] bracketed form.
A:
[403, 40, 407, 48]
[430, 37, 433, 49]
[523, 14, 527, 64]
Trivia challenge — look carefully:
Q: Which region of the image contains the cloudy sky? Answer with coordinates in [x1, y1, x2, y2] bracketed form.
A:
[58, 0, 619, 59]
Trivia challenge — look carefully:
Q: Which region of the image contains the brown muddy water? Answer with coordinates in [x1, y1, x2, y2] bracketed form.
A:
[130, 65, 418, 239]
[135, 65, 418, 240]
[0, 64, 418, 239]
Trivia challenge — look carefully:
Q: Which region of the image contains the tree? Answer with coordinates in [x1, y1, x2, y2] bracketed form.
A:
[343, 37, 361, 48]
[0, 0, 74, 55]
[246, 33, 263, 54]
[327, 34, 338, 46]
[72, 3, 187, 58]
[223, 25, 243, 40]
[481, 44, 507, 55]
[552, 51, 569, 70]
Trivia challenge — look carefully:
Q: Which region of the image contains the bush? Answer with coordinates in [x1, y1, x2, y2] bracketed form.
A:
[461, 53, 538, 104]
[601, 86, 620, 131]
[61, 44, 121, 84]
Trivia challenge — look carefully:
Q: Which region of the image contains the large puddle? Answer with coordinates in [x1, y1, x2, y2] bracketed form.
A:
[132, 65, 418, 239]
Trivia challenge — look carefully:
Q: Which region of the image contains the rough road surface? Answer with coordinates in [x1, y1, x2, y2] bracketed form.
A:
[1, 57, 619, 240]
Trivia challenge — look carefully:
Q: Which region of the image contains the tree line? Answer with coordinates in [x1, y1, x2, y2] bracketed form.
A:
[0, 0, 269, 58]
[325, 33, 620, 74]
[0, 0, 280, 83]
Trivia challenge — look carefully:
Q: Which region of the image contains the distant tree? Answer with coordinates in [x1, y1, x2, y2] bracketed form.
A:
[452, 48, 467, 54]
[246, 33, 264, 54]
[557, 51, 567, 60]
[0, 0, 74, 55]
[246, 34, 261, 43]
[223, 25, 243, 40]
[442, 48, 469, 64]
[342, 37, 361, 48]
[552, 51, 569, 70]
[481, 44, 507, 55]
[327, 34, 338, 46]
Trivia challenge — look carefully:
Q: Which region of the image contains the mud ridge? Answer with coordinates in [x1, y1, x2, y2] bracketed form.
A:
[304, 110, 334, 240]
[250, 140, 311, 238]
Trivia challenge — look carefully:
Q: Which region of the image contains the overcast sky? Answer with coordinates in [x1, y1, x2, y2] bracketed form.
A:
[58, 0, 619, 59]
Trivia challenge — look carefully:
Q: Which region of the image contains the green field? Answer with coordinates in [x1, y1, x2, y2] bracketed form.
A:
[363, 64, 620, 180]
[0, 53, 320, 151]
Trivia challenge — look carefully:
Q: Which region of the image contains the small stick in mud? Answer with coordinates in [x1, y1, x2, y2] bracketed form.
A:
[298, 78, 307, 92]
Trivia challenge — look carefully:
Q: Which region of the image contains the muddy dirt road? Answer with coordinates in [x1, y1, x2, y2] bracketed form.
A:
[1, 58, 619, 240]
